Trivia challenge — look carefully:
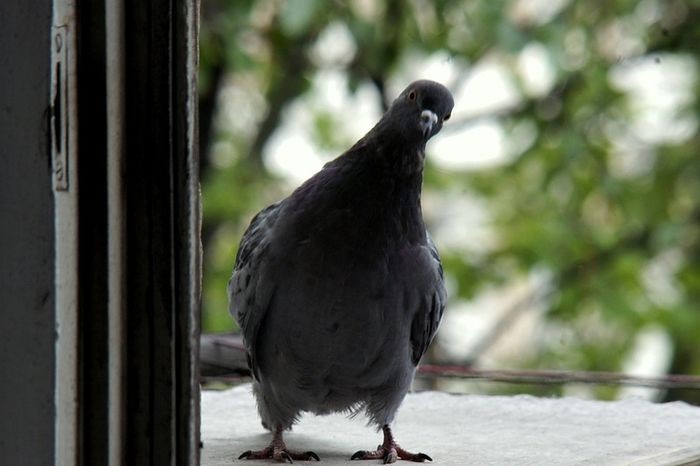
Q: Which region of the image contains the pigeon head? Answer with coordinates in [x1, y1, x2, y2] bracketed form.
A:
[386, 80, 454, 144]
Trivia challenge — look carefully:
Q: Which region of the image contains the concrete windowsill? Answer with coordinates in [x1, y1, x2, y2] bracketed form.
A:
[202, 384, 700, 465]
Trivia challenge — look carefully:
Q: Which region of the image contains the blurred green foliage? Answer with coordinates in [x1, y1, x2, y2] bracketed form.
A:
[199, 0, 700, 401]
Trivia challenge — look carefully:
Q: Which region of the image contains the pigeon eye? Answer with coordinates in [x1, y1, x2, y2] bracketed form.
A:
[443, 113, 451, 122]
[408, 90, 417, 101]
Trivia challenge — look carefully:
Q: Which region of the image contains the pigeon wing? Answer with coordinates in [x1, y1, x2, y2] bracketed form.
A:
[409, 233, 447, 366]
[227, 201, 283, 381]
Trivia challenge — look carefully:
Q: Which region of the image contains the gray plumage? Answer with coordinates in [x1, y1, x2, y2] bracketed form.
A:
[228, 80, 453, 463]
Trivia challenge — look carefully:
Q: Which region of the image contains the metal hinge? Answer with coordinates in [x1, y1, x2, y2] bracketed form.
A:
[51, 25, 70, 191]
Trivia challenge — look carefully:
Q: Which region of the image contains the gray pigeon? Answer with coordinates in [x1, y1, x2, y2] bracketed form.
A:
[228, 80, 453, 464]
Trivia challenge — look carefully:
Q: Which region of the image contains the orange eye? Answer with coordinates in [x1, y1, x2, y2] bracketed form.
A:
[408, 90, 416, 101]
[443, 113, 451, 121]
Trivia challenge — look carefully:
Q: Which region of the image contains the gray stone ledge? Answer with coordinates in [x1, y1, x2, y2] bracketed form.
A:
[202, 384, 700, 465]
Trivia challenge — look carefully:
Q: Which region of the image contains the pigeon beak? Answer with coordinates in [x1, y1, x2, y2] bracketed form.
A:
[419, 109, 438, 139]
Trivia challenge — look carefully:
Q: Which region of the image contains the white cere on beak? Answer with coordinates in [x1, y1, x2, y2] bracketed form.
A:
[419, 110, 438, 138]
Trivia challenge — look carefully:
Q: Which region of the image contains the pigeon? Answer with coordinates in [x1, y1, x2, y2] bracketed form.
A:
[228, 80, 453, 464]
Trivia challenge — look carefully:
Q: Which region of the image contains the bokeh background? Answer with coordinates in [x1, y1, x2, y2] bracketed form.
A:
[199, 0, 700, 403]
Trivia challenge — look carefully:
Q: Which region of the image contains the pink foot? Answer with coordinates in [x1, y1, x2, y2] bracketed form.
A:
[350, 425, 432, 463]
[238, 425, 319, 463]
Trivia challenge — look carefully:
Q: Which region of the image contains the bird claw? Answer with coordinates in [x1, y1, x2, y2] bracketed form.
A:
[238, 423, 320, 463]
[239, 446, 319, 463]
[238, 447, 274, 461]
[350, 448, 391, 462]
[350, 446, 432, 463]
[395, 446, 432, 463]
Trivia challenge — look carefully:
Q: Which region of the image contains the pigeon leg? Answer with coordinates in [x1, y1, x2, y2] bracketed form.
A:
[238, 424, 320, 463]
[350, 425, 432, 464]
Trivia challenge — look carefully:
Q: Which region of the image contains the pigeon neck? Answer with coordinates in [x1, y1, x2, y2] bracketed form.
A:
[367, 125, 428, 178]
[364, 144, 427, 245]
